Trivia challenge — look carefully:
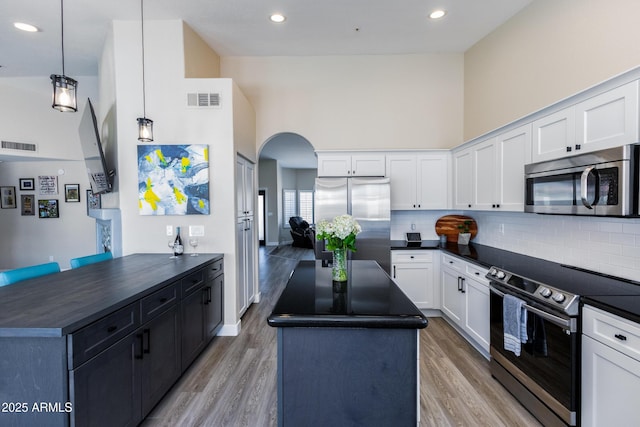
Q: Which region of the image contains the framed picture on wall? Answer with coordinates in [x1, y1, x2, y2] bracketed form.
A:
[38, 199, 59, 218]
[38, 175, 58, 195]
[1, 186, 16, 209]
[65, 184, 80, 202]
[21, 195, 35, 216]
[86, 189, 101, 214]
[19, 178, 35, 191]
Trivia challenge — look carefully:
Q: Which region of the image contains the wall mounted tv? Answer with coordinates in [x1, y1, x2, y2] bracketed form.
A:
[78, 98, 115, 194]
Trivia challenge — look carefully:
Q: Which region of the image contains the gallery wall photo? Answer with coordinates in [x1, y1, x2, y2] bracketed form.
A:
[137, 145, 210, 216]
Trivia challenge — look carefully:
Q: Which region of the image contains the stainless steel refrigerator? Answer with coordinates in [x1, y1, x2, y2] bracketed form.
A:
[314, 177, 391, 274]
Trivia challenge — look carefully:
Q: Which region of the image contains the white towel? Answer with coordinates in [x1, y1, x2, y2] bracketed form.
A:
[503, 294, 528, 356]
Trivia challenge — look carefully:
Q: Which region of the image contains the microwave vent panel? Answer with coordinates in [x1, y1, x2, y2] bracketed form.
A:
[187, 93, 221, 109]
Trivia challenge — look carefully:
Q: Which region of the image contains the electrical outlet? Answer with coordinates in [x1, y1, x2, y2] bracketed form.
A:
[189, 225, 205, 237]
[49, 255, 54, 262]
[499, 223, 505, 234]
[411, 223, 416, 231]
[166, 225, 173, 236]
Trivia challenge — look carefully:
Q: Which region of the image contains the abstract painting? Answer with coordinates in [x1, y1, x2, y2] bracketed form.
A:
[137, 145, 210, 215]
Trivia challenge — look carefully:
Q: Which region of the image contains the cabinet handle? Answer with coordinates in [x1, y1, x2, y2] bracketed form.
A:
[475, 272, 480, 276]
[143, 328, 151, 354]
[457, 277, 461, 292]
[160, 297, 168, 303]
[107, 325, 118, 333]
[202, 288, 209, 305]
[614, 333, 628, 341]
[461, 278, 466, 293]
[449, 261, 454, 264]
[135, 334, 144, 360]
[393, 265, 396, 279]
[410, 255, 414, 259]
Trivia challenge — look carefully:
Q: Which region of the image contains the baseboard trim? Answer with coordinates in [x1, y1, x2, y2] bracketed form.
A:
[253, 291, 262, 303]
[218, 320, 241, 336]
[267, 241, 280, 246]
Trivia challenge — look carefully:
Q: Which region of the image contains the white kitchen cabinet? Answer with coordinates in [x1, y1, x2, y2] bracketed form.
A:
[391, 250, 437, 309]
[316, 152, 385, 177]
[582, 305, 640, 427]
[532, 80, 639, 163]
[453, 148, 473, 210]
[440, 253, 490, 356]
[386, 152, 449, 210]
[236, 155, 256, 318]
[456, 124, 531, 212]
[575, 80, 640, 154]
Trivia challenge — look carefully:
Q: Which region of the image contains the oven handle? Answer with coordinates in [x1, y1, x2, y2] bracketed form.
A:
[490, 285, 577, 332]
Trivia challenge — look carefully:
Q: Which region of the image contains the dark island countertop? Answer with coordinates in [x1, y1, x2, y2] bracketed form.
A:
[0, 253, 223, 337]
[267, 260, 428, 329]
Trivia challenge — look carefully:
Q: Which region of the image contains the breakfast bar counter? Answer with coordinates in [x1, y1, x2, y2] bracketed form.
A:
[268, 260, 427, 427]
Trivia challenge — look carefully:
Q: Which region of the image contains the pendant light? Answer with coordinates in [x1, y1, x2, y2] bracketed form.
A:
[137, 0, 153, 142]
[50, 0, 77, 112]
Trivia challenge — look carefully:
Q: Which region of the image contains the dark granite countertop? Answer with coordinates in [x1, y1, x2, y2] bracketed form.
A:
[393, 240, 640, 321]
[267, 260, 428, 329]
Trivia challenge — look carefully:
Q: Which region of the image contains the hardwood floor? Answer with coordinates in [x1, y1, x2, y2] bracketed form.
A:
[143, 246, 541, 427]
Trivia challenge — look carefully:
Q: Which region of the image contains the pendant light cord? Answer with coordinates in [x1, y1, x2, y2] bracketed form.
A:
[60, 0, 65, 76]
[141, 0, 147, 118]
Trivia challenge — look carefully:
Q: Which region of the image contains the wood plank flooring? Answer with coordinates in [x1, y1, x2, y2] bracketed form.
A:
[143, 246, 542, 427]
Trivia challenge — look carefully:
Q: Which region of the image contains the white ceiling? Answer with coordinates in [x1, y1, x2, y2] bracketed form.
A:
[0, 0, 532, 77]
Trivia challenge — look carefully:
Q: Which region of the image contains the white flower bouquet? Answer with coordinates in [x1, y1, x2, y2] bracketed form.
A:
[315, 214, 362, 252]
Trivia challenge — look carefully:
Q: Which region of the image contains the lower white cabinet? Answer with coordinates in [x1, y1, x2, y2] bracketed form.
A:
[390, 250, 438, 309]
[440, 253, 490, 355]
[582, 305, 640, 427]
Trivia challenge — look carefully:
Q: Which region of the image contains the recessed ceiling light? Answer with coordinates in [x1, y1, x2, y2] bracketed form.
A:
[429, 10, 447, 20]
[270, 13, 286, 23]
[14, 22, 39, 32]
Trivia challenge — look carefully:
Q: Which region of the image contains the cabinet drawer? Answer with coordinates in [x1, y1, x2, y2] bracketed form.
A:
[70, 302, 140, 368]
[392, 250, 433, 263]
[583, 305, 640, 361]
[206, 258, 224, 280]
[441, 254, 463, 271]
[141, 282, 178, 323]
[181, 269, 205, 296]
[466, 264, 489, 283]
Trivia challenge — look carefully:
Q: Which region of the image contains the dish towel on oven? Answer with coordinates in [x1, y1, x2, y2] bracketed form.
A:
[503, 294, 528, 356]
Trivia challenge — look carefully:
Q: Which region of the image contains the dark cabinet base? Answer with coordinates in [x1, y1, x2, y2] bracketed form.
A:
[277, 327, 418, 427]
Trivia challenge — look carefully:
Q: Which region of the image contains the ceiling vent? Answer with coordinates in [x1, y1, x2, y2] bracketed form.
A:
[1, 140, 37, 152]
[187, 92, 221, 108]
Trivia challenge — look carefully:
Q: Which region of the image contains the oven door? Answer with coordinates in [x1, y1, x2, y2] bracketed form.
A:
[489, 284, 578, 425]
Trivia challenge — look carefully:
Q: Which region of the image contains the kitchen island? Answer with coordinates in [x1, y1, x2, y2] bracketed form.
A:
[0, 253, 224, 427]
[268, 259, 428, 427]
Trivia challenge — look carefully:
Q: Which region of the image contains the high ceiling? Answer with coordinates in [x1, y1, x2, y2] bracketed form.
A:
[0, 0, 532, 77]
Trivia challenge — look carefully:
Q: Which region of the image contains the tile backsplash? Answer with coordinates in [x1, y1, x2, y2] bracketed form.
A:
[391, 210, 640, 282]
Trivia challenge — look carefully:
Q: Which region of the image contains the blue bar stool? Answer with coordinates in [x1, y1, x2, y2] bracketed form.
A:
[0, 262, 61, 287]
[70, 252, 113, 269]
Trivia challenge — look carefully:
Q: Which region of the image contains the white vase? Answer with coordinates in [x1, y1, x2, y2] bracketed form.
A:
[457, 233, 471, 245]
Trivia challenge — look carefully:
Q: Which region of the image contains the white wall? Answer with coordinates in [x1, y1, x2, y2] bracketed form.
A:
[221, 54, 464, 151]
[0, 76, 100, 269]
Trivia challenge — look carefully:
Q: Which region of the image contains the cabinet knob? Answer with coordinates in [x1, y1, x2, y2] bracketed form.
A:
[410, 255, 414, 259]
[566, 146, 572, 152]
[575, 144, 581, 150]
[468, 204, 472, 208]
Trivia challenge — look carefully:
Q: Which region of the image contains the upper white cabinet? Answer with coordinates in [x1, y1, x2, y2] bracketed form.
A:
[317, 152, 385, 177]
[453, 148, 473, 210]
[454, 124, 531, 212]
[532, 80, 639, 163]
[236, 156, 255, 218]
[386, 152, 449, 210]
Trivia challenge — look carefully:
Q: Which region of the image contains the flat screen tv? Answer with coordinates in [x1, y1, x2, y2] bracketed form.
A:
[78, 98, 115, 194]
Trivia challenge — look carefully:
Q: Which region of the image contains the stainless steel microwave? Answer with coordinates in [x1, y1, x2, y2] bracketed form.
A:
[525, 144, 639, 216]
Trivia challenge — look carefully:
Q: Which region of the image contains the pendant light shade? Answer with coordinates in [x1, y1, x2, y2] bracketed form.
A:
[51, 74, 77, 112]
[136, 0, 153, 142]
[51, 0, 77, 112]
[137, 117, 154, 142]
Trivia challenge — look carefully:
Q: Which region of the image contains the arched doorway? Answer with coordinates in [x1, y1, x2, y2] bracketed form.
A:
[257, 132, 316, 247]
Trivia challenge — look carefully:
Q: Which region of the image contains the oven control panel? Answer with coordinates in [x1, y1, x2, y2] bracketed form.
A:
[487, 267, 579, 316]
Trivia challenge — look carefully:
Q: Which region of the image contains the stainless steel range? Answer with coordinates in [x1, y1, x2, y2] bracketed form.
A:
[487, 266, 579, 427]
